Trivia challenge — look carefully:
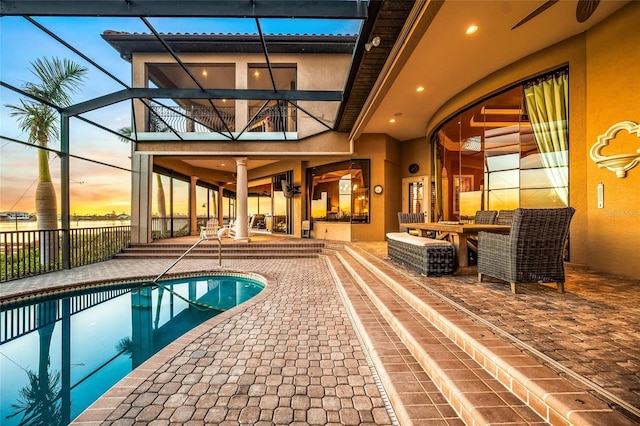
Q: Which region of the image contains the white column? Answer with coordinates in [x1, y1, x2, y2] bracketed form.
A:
[217, 183, 225, 227]
[234, 157, 249, 241]
[131, 153, 152, 243]
[190, 175, 199, 236]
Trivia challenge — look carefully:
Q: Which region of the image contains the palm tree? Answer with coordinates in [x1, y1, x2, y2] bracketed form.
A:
[5, 57, 88, 265]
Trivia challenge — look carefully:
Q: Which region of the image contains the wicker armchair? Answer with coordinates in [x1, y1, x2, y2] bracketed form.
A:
[477, 207, 575, 293]
[467, 210, 498, 264]
[398, 212, 425, 235]
[496, 210, 515, 225]
[474, 210, 498, 224]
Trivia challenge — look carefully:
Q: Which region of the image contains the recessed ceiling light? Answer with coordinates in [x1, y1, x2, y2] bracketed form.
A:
[416, 86, 425, 92]
[389, 118, 396, 123]
[466, 25, 478, 35]
[394, 112, 403, 117]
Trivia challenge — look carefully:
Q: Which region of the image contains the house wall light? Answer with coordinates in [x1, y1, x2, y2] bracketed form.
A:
[365, 36, 381, 52]
[590, 120, 640, 178]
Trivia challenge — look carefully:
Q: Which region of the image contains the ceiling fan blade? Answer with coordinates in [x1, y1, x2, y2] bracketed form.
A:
[576, 0, 600, 23]
[511, 0, 560, 30]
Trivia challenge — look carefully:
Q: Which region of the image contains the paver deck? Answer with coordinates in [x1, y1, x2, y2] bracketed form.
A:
[1, 238, 639, 425]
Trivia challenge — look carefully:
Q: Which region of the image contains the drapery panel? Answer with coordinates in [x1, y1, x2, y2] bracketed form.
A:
[524, 70, 569, 205]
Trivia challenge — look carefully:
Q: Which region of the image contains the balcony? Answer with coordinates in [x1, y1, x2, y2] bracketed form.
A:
[148, 104, 297, 135]
[247, 103, 297, 133]
[149, 105, 236, 133]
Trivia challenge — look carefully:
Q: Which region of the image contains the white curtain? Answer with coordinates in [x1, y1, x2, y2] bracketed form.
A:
[524, 70, 569, 205]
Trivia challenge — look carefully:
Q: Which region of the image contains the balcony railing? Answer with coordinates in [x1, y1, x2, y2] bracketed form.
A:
[149, 105, 235, 133]
[0, 226, 131, 282]
[248, 103, 297, 132]
[148, 104, 297, 134]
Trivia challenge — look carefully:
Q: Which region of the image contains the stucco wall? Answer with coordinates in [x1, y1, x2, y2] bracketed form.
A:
[584, 2, 640, 278]
[423, 2, 639, 279]
[350, 133, 402, 241]
[400, 137, 430, 182]
[131, 52, 351, 139]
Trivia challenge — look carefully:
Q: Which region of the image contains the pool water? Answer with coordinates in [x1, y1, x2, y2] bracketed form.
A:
[0, 275, 263, 426]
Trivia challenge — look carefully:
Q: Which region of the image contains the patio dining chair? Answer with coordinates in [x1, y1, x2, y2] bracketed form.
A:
[397, 212, 425, 235]
[477, 207, 575, 294]
[467, 210, 498, 264]
[473, 210, 498, 224]
[496, 209, 515, 225]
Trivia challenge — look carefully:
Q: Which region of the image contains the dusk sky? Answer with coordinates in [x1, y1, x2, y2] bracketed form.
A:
[0, 15, 360, 215]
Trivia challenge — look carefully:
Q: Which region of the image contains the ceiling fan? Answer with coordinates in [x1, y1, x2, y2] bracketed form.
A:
[511, 0, 601, 30]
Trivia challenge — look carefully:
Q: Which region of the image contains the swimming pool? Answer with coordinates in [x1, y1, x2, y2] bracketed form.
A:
[0, 273, 264, 426]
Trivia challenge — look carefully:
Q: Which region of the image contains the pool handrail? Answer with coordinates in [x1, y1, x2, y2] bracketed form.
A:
[152, 235, 221, 284]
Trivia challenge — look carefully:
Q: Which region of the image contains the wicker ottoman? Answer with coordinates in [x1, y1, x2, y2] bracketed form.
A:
[386, 232, 455, 276]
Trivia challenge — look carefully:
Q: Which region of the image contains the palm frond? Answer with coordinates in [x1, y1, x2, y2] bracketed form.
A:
[29, 57, 88, 107]
[7, 369, 63, 425]
[4, 57, 87, 145]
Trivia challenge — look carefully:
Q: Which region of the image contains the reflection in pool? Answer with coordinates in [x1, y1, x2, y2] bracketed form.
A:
[0, 274, 263, 426]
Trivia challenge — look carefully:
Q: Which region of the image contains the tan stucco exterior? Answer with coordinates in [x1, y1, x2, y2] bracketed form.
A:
[130, 51, 351, 139]
[128, 3, 640, 279]
[584, 2, 640, 278]
[424, 2, 640, 279]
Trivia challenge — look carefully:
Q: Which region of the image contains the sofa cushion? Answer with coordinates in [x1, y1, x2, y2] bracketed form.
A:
[386, 232, 451, 247]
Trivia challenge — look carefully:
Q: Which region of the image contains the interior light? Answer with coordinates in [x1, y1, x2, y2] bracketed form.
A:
[222, 99, 227, 103]
[389, 118, 396, 123]
[202, 70, 208, 77]
[466, 25, 478, 35]
[416, 86, 425, 92]
[254, 70, 260, 77]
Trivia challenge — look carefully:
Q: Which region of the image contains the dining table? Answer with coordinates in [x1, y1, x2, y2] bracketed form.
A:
[399, 222, 511, 269]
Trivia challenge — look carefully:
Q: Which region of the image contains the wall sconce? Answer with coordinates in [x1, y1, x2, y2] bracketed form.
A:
[365, 36, 381, 52]
[589, 121, 640, 178]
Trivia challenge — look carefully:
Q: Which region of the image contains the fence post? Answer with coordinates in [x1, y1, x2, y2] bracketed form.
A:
[61, 113, 71, 269]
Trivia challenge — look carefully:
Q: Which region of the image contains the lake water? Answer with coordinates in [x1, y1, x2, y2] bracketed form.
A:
[0, 220, 131, 232]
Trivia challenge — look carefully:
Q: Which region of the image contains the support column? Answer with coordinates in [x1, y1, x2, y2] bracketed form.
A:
[218, 183, 225, 227]
[190, 175, 199, 236]
[234, 157, 249, 241]
[131, 153, 153, 243]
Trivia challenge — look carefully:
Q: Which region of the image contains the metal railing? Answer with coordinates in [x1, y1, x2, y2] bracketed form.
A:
[0, 226, 131, 282]
[248, 103, 297, 132]
[151, 217, 191, 240]
[149, 105, 235, 133]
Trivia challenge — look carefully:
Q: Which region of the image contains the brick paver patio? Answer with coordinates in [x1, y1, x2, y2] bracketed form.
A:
[2, 240, 639, 425]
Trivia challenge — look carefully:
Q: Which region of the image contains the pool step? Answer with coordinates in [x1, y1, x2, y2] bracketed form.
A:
[114, 241, 324, 259]
[332, 245, 636, 426]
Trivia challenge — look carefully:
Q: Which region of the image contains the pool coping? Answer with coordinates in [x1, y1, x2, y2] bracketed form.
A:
[3, 269, 277, 425]
[0, 269, 268, 306]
